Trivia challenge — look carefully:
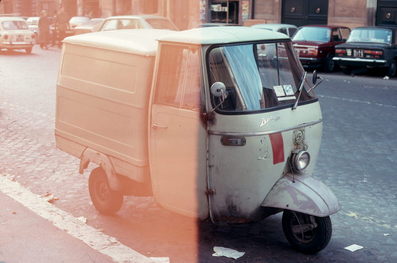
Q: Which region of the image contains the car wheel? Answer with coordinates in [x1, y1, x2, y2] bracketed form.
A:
[25, 47, 32, 54]
[88, 167, 123, 215]
[282, 210, 332, 254]
[324, 54, 335, 72]
[387, 61, 396, 77]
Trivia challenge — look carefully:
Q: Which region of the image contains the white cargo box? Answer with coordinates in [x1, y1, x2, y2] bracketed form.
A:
[55, 29, 173, 182]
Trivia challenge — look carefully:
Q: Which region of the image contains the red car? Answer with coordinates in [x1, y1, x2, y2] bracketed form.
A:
[292, 25, 350, 72]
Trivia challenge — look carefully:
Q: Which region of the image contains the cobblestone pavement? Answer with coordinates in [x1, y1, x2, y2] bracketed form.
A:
[0, 47, 396, 263]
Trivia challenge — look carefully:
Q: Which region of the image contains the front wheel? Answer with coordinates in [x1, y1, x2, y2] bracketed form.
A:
[282, 210, 332, 254]
[88, 167, 123, 215]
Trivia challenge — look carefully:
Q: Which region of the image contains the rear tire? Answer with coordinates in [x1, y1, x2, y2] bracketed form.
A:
[387, 61, 396, 77]
[324, 54, 335, 72]
[89, 167, 123, 215]
[282, 210, 332, 254]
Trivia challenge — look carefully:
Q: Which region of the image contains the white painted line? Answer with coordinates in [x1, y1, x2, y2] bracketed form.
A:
[0, 174, 169, 263]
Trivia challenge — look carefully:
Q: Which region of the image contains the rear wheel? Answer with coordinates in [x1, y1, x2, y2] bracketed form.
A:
[282, 210, 332, 254]
[387, 61, 396, 77]
[88, 167, 123, 215]
[324, 54, 335, 72]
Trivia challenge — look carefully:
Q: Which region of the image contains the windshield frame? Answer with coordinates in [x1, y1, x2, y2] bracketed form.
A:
[205, 40, 318, 115]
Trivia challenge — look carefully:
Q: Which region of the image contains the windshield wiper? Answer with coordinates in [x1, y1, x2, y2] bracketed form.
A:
[292, 71, 307, 110]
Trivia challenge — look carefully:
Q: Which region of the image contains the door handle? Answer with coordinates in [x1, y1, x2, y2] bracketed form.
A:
[152, 123, 168, 129]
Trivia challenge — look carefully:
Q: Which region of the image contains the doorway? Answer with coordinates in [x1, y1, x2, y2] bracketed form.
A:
[282, 0, 328, 26]
[210, 0, 240, 24]
[376, 0, 397, 26]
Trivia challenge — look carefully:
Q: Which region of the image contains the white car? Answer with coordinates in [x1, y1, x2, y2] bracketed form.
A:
[69, 16, 90, 29]
[252, 23, 298, 38]
[0, 17, 35, 54]
[97, 15, 178, 31]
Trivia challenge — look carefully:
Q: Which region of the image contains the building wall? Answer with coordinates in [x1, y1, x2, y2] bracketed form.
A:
[253, 0, 280, 23]
[253, 0, 376, 28]
[328, 0, 374, 28]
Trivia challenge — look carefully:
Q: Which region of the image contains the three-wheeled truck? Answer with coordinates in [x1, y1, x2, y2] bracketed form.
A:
[56, 27, 340, 253]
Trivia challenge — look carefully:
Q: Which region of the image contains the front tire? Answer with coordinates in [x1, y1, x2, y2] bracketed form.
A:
[282, 210, 332, 254]
[89, 167, 123, 215]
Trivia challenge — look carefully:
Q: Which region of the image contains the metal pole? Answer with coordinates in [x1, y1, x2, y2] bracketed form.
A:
[226, 0, 229, 24]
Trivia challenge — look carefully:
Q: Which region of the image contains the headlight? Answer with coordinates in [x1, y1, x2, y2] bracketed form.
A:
[291, 151, 310, 173]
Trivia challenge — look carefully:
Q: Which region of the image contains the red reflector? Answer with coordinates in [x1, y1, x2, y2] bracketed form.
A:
[364, 50, 383, 55]
[269, 133, 284, 165]
[335, 49, 346, 54]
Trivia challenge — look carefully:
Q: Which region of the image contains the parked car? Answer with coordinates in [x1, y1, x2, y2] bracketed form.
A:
[333, 27, 397, 76]
[73, 18, 104, 35]
[0, 16, 35, 53]
[292, 25, 350, 72]
[69, 16, 90, 29]
[97, 15, 178, 31]
[252, 23, 298, 38]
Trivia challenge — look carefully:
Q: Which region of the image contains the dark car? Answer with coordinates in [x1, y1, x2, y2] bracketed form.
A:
[292, 25, 350, 72]
[333, 27, 397, 76]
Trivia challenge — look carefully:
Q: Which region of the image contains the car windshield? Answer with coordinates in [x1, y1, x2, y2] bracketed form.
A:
[146, 18, 178, 30]
[2, 20, 28, 30]
[347, 28, 392, 44]
[207, 41, 315, 113]
[293, 27, 331, 42]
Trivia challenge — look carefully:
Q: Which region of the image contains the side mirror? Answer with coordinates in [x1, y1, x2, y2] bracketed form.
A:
[210, 82, 228, 100]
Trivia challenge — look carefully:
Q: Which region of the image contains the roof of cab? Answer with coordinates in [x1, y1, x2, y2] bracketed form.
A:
[63, 27, 289, 55]
[159, 26, 289, 44]
[63, 29, 174, 56]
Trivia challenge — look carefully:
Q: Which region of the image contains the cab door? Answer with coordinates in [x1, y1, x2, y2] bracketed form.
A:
[149, 43, 208, 219]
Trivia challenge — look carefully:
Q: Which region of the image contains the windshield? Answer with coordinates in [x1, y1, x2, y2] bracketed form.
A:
[207, 41, 315, 113]
[293, 27, 331, 42]
[347, 28, 392, 44]
[2, 20, 28, 30]
[146, 18, 178, 30]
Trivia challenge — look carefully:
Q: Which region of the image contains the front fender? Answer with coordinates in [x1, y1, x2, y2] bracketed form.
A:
[261, 174, 340, 217]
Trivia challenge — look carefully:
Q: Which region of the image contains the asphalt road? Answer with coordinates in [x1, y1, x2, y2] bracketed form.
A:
[0, 46, 396, 263]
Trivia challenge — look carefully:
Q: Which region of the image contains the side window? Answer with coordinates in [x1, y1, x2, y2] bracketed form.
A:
[278, 28, 288, 35]
[331, 29, 342, 42]
[288, 27, 297, 38]
[120, 19, 140, 29]
[155, 45, 201, 110]
[101, 20, 117, 31]
[340, 28, 350, 41]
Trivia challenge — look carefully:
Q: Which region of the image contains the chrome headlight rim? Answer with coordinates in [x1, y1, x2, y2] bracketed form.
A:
[291, 150, 310, 173]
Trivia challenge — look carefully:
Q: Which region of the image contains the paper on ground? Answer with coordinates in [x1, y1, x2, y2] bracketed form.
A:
[344, 244, 364, 252]
[212, 246, 245, 259]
